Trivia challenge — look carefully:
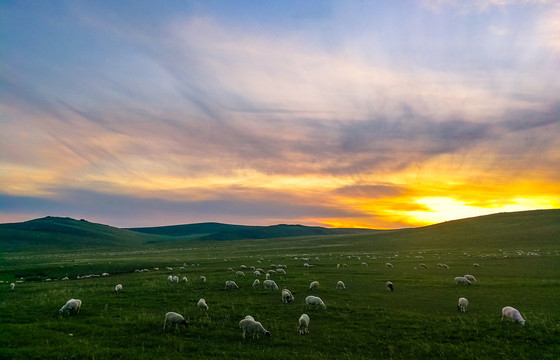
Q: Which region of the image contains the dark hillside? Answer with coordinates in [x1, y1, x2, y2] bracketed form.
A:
[0, 216, 155, 252]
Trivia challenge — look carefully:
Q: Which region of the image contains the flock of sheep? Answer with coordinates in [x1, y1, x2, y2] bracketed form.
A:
[44, 256, 528, 342]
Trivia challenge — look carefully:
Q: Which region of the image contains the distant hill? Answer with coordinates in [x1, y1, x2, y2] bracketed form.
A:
[0, 217, 377, 252]
[0, 216, 155, 252]
[128, 222, 377, 240]
[1, 209, 558, 252]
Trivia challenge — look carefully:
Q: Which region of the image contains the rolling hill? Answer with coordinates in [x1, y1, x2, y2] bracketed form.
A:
[0, 209, 558, 253]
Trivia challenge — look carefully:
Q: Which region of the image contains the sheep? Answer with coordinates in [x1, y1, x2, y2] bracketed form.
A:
[172, 276, 179, 283]
[457, 297, 468, 312]
[10, 283, 15, 290]
[386, 281, 394, 292]
[309, 281, 319, 290]
[281, 289, 295, 303]
[225, 280, 239, 290]
[182, 276, 188, 283]
[473, 263, 481, 267]
[361, 262, 368, 267]
[336, 281, 346, 290]
[419, 263, 428, 269]
[254, 270, 261, 277]
[501, 306, 525, 325]
[385, 262, 393, 268]
[265, 273, 270, 280]
[114, 284, 123, 293]
[167, 275, 173, 282]
[463, 274, 477, 282]
[239, 317, 271, 338]
[438, 263, 450, 269]
[199, 276, 206, 283]
[263, 279, 278, 290]
[252, 279, 260, 288]
[235, 271, 245, 277]
[59, 299, 82, 315]
[102, 272, 109, 277]
[163, 312, 189, 330]
[298, 314, 310, 335]
[454, 276, 471, 285]
[305, 295, 326, 310]
[197, 298, 208, 311]
[275, 268, 286, 275]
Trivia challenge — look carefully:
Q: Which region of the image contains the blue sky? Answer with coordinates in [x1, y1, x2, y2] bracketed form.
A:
[1, 0, 559, 228]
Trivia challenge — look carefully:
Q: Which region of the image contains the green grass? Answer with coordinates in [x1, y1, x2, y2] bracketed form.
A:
[1, 210, 559, 359]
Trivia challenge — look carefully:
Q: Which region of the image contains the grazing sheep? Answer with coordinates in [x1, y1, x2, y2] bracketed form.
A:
[385, 262, 393, 268]
[275, 268, 286, 275]
[336, 281, 346, 290]
[59, 299, 82, 315]
[102, 272, 109, 277]
[163, 312, 188, 330]
[263, 279, 278, 290]
[252, 279, 260, 288]
[457, 297, 468, 312]
[182, 277, 188, 283]
[235, 271, 245, 277]
[419, 263, 428, 269]
[361, 262, 368, 267]
[386, 281, 394, 292]
[473, 263, 481, 267]
[225, 280, 239, 290]
[438, 263, 450, 269]
[298, 314, 310, 335]
[265, 273, 270, 280]
[309, 281, 319, 290]
[254, 270, 261, 277]
[502, 306, 525, 325]
[10, 283, 15, 290]
[199, 276, 206, 283]
[454, 276, 471, 285]
[167, 275, 173, 282]
[281, 289, 295, 303]
[114, 284, 123, 293]
[239, 317, 271, 339]
[463, 274, 477, 282]
[172, 276, 179, 283]
[305, 295, 326, 310]
[197, 298, 208, 311]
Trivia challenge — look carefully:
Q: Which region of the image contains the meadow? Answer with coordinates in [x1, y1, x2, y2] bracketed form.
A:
[1, 211, 559, 359]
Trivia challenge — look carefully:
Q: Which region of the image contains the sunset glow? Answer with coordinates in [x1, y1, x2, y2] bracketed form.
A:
[1, 1, 559, 229]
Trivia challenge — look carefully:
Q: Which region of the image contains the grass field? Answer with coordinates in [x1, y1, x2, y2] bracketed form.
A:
[1, 211, 559, 359]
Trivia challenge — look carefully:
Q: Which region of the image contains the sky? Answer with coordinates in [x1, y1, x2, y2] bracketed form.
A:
[1, 0, 559, 229]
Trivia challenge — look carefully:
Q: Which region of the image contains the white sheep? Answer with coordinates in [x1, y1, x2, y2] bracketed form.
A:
[263, 279, 278, 290]
[298, 314, 310, 335]
[197, 298, 208, 311]
[182, 276, 188, 283]
[305, 295, 326, 310]
[457, 297, 468, 312]
[239, 317, 271, 338]
[385, 262, 393, 268]
[501, 306, 525, 325]
[167, 275, 173, 282]
[473, 263, 481, 267]
[172, 276, 179, 283]
[114, 284, 123, 293]
[463, 274, 477, 282]
[199, 276, 206, 283]
[275, 268, 286, 275]
[419, 263, 428, 269]
[281, 289, 295, 303]
[254, 270, 261, 277]
[59, 299, 82, 315]
[225, 280, 239, 290]
[454, 276, 471, 285]
[10, 283, 15, 290]
[309, 281, 319, 290]
[235, 271, 245, 277]
[386, 281, 394, 292]
[336, 280, 346, 290]
[252, 279, 260, 288]
[163, 311, 188, 330]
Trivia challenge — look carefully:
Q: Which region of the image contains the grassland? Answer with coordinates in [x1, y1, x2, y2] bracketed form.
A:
[0, 210, 559, 359]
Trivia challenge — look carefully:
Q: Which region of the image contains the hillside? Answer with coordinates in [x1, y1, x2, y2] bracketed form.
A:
[0, 217, 154, 252]
[0, 209, 558, 253]
[128, 222, 377, 240]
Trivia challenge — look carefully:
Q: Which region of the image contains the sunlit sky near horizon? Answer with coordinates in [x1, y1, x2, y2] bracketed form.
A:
[1, 0, 559, 229]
